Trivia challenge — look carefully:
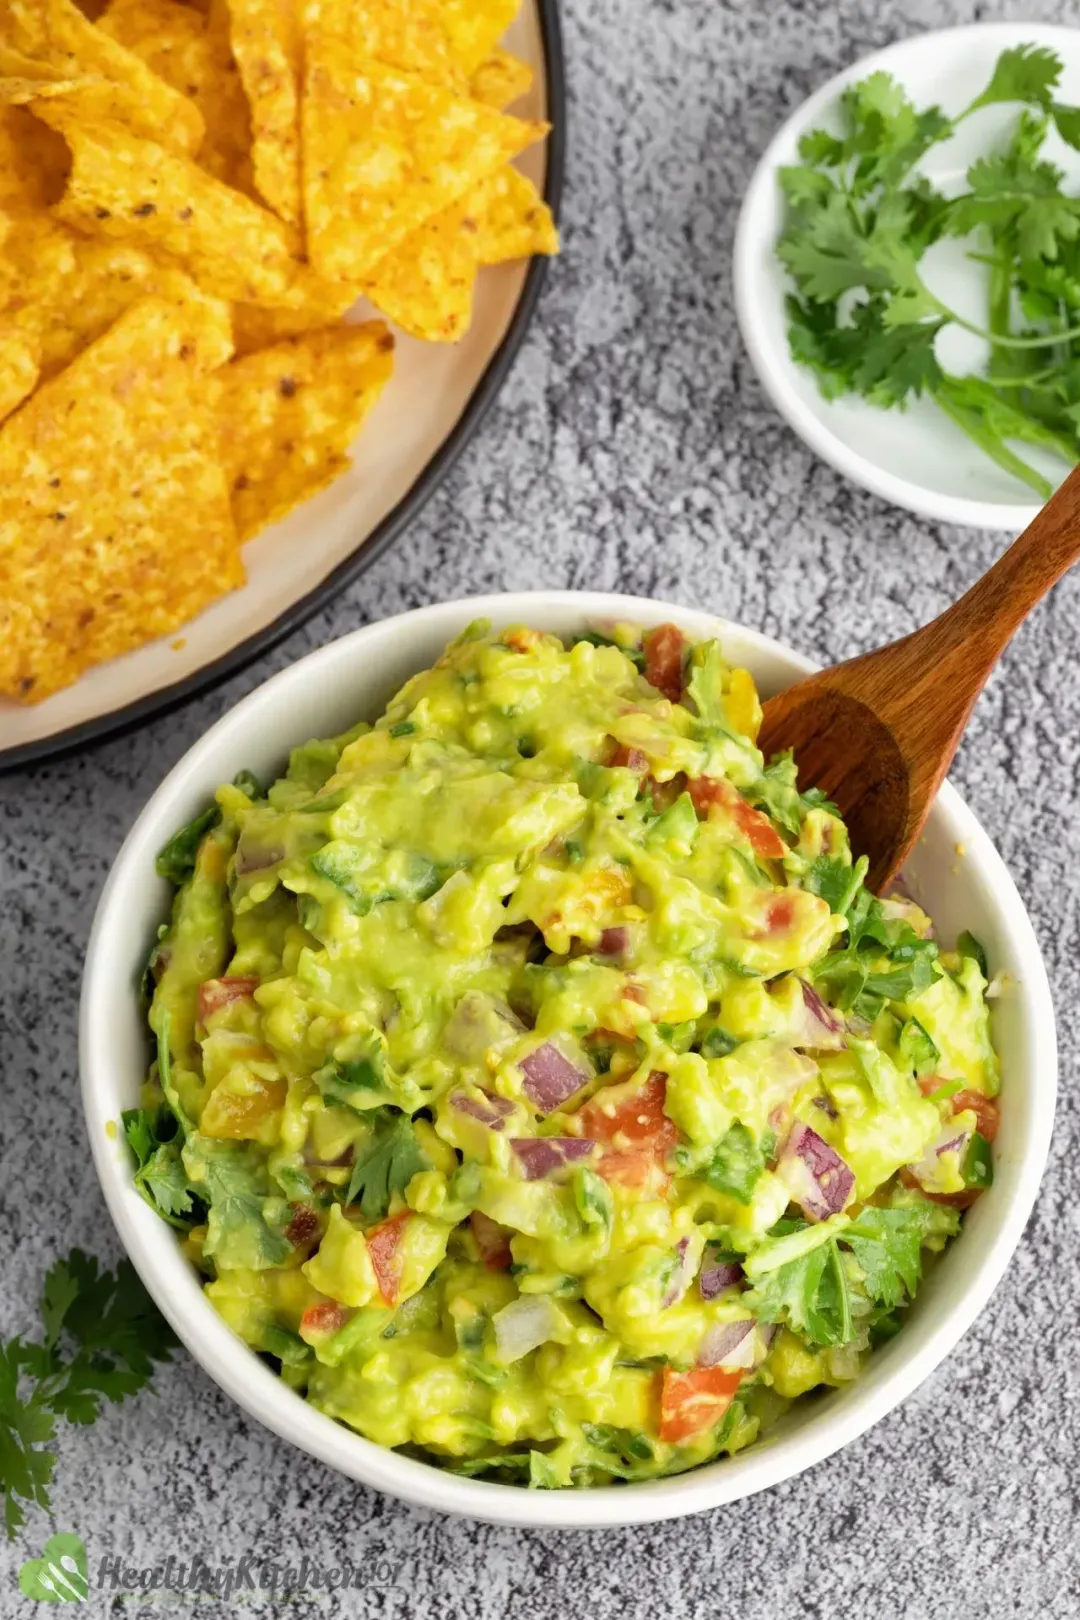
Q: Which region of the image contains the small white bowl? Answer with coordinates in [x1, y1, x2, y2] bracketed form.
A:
[81, 592, 1056, 1528]
[734, 22, 1080, 529]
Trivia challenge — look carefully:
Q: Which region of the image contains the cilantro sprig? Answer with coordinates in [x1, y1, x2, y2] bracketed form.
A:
[1, 1252, 176, 1539]
[805, 854, 939, 1020]
[346, 1110, 429, 1219]
[779, 45, 1080, 496]
[746, 1206, 958, 1348]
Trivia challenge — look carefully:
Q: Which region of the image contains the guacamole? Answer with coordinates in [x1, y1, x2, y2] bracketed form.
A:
[127, 620, 1000, 1488]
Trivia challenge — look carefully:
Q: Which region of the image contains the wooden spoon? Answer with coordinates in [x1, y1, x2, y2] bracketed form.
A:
[758, 464, 1080, 894]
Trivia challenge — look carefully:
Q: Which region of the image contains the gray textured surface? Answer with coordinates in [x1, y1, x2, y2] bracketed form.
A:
[2, 0, 1078, 1613]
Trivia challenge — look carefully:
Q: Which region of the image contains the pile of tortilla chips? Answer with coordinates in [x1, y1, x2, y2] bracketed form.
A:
[0, 0, 557, 703]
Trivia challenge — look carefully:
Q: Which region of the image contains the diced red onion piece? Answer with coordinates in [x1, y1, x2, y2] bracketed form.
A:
[661, 1237, 696, 1309]
[597, 926, 630, 959]
[777, 1122, 855, 1221]
[698, 1250, 744, 1300]
[759, 1323, 778, 1353]
[518, 1041, 592, 1114]
[492, 1296, 566, 1363]
[511, 1137, 596, 1180]
[698, 1319, 758, 1370]
[796, 980, 848, 1050]
[906, 1123, 971, 1188]
[234, 841, 284, 875]
[450, 1089, 515, 1132]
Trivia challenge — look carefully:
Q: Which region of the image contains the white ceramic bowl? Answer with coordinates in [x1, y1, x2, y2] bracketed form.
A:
[734, 22, 1080, 529]
[81, 592, 1056, 1528]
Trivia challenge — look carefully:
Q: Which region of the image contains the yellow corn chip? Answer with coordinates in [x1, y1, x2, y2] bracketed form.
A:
[0, 328, 39, 423]
[98, 0, 252, 188]
[230, 288, 356, 355]
[38, 103, 312, 306]
[218, 320, 394, 539]
[301, 43, 545, 281]
[470, 47, 531, 109]
[441, 0, 519, 76]
[0, 295, 242, 702]
[363, 197, 477, 342]
[2, 0, 205, 155]
[1, 211, 233, 377]
[223, 0, 302, 224]
[466, 163, 557, 264]
[0, 105, 69, 213]
[306, 0, 463, 86]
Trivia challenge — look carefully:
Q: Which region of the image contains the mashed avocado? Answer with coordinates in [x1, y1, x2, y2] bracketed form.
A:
[127, 620, 1000, 1488]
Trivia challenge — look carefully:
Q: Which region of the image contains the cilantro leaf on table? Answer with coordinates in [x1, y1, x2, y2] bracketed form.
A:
[777, 42, 1080, 495]
[346, 1111, 429, 1220]
[1, 1252, 176, 1538]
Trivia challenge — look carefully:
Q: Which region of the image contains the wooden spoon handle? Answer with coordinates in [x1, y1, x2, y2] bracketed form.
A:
[927, 460, 1080, 668]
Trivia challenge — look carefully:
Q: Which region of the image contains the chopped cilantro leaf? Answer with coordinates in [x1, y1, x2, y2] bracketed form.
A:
[346, 1112, 429, 1220]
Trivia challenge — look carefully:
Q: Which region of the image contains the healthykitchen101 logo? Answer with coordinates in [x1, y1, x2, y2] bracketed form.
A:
[19, 1533, 89, 1603]
[18, 1532, 405, 1602]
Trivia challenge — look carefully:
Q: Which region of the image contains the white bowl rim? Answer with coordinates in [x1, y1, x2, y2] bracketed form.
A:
[80, 589, 1057, 1529]
[733, 20, 1080, 531]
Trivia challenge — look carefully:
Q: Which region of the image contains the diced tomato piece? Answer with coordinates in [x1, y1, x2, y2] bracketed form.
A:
[504, 627, 544, 653]
[198, 976, 259, 1023]
[764, 895, 795, 932]
[470, 1210, 513, 1271]
[366, 1212, 411, 1304]
[658, 1365, 743, 1445]
[611, 744, 648, 773]
[643, 624, 687, 703]
[580, 1071, 678, 1192]
[578, 1070, 675, 1149]
[200, 1073, 286, 1139]
[688, 776, 786, 859]
[299, 1300, 350, 1339]
[952, 1090, 1000, 1143]
[596, 1148, 671, 1194]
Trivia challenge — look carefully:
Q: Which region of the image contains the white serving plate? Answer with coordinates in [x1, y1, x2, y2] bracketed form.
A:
[734, 23, 1080, 529]
[1, 1, 564, 768]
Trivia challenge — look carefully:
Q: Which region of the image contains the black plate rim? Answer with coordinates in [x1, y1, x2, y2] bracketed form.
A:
[1, 0, 566, 775]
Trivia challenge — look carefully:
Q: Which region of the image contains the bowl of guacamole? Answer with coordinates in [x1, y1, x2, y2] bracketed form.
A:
[81, 595, 1056, 1527]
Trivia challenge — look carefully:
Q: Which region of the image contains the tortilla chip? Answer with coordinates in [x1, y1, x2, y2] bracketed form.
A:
[0, 295, 242, 702]
[306, 0, 463, 86]
[97, 0, 252, 188]
[230, 289, 356, 355]
[38, 103, 311, 306]
[363, 197, 477, 342]
[301, 43, 545, 281]
[1, 0, 205, 154]
[0, 328, 39, 423]
[1, 211, 233, 376]
[470, 47, 531, 109]
[218, 320, 394, 540]
[466, 164, 557, 264]
[0, 105, 69, 210]
[222, 0, 302, 224]
[441, 0, 519, 76]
